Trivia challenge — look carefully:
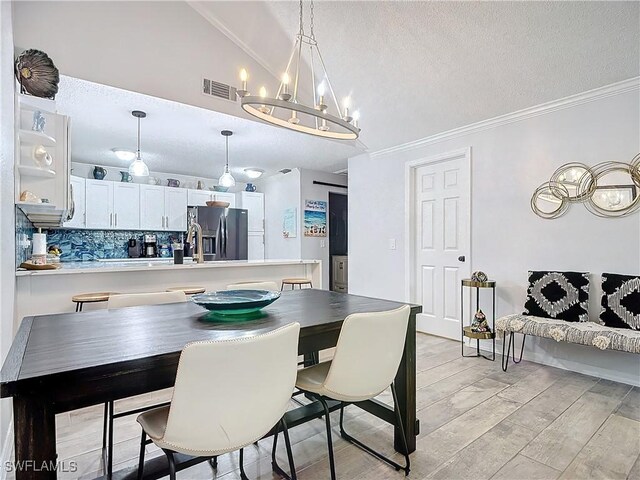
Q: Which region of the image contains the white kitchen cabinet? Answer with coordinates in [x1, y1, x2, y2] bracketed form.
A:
[165, 188, 188, 231]
[64, 176, 85, 228]
[187, 189, 212, 206]
[237, 192, 264, 232]
[213, 192, 236, 208]
[139, 185, 165, 230]
[113, 183, 140, 230]
[247, 232, 265, 260]
[85, 179, 113, 229]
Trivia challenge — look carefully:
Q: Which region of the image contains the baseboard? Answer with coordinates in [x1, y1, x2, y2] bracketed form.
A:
[0, 419, 13, 480]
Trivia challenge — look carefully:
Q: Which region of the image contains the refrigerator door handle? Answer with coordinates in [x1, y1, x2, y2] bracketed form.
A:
[216, 215, 223, 259]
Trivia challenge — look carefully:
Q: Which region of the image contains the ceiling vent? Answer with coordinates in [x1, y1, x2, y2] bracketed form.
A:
[202, 78, 237, 102]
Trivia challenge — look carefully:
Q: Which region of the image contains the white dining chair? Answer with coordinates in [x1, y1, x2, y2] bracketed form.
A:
[227, 281, 279, 291]
[136, 322, 300, 480]
[107, 290, 187, 309]
[103, 290, 187, 478]
[291, 305, 411, 479]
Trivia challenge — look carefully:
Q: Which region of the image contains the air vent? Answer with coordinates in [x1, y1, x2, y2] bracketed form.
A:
[279, 168, 292, 174]
[202, 78, 237, 102]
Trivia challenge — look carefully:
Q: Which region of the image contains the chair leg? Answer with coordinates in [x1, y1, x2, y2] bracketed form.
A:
[163, 449, 177, 480]
[137, 430, 146, 480]
[338, 384, 410, 475]
[107, 400, 114, 478]
[314, 395, 337, 480]
[239, 448, 249, 480]
[272, 418, 297, 480]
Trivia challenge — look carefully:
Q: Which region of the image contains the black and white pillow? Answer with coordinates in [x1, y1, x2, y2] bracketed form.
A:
[523, 271, 589, 322]
[601, 273, 640, 330]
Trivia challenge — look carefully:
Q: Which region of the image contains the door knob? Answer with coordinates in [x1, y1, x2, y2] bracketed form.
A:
[458, 255, 466, 262]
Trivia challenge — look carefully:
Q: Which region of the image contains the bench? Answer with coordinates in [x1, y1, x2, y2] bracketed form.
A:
[496, 314, 640, 372]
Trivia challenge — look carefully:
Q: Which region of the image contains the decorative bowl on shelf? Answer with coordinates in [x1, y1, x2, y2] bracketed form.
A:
[212, 186, 229, 192]
[192, 289, 280, 316]
[206, 200, 230, 208]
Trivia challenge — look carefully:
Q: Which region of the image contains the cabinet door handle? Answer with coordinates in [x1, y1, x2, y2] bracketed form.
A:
[114, 213, 118, 227]
[109, 213, 113, 227]
[162, 216, 165, 228]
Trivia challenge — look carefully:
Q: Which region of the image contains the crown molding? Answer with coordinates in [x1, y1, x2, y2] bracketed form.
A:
[187, 1, 280, 81]
[370, 77, 640, 159]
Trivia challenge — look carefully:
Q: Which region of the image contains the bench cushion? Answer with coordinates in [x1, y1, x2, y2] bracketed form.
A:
[496, 314, 640, 354]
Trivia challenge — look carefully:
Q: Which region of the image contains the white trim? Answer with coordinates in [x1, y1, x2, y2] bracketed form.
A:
[0, 419, 12, 480]
[187, 1, 281, 81]
[405, 148, 472, 335]
[373, 77, 640, 160]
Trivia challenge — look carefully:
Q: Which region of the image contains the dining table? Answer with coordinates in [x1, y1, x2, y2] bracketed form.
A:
[1, 289, 421, 479]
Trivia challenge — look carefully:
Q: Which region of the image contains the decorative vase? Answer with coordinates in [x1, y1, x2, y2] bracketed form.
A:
[92, 166, 107, 180]
[471, 271, 488, 283]
[167, 178, 180, 188]
[245, 183, 257, 192]
[120, 171, 133, 183]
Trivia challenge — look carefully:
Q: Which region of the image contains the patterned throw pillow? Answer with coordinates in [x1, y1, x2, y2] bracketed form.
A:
[523, 271, 589, 322]
[601, 273, 640, 330]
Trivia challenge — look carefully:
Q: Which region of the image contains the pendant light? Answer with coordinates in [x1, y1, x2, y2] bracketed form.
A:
[218, 130, 235, 188]
[128, 110, 149, 177]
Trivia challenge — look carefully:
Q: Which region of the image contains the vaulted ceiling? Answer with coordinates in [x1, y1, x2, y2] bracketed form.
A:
[191, 0, 640, 153]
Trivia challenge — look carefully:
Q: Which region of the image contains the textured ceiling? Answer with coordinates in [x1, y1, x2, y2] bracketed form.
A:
[56, 76, 363, 179]
[192, 0, 640, 153]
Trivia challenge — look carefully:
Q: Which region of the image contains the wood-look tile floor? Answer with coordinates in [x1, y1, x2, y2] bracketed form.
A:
[13, 333, 640, 479]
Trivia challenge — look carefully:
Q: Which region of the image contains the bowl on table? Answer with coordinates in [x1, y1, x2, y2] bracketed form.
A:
[212, 186, 229, 192]
[192, 289, 281, 317]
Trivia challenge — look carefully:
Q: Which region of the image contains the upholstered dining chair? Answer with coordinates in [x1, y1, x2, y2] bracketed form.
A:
[103, 290, 187, 478]
[136, 322, 300, 480]
[227, 281, 279, 291]
[291, 305, 411, 479]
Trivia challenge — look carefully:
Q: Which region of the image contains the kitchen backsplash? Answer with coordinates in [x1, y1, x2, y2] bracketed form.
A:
[46, 229, 183, 262]
[15, 208, 36, 267]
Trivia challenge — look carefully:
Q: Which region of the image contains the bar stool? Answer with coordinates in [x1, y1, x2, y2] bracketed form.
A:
[166, 286, 206, 295]
[72, 292, 118, 312]
[281, 278, 313, 290]
[227, 281, 279, 291]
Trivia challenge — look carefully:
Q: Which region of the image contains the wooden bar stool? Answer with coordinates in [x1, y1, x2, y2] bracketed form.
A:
[72, 292, 117, 312]
[166, 286, 206, 295]
[281, 278, 313, 290]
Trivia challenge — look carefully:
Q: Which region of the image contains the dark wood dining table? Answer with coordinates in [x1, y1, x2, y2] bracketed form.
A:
[1, 289, 421, 479]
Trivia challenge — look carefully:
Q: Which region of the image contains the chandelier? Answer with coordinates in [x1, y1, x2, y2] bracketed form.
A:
[237, 0, 360, 140]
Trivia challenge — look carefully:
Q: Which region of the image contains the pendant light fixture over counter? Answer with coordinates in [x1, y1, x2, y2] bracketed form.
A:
[218, 130, 235, 188]
[236, 0, 360, 141]
[128, 110, 150, 177]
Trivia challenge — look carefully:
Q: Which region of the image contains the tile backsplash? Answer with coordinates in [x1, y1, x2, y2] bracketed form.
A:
[46, 229, 183, 262]
[15, 208, 36, 267]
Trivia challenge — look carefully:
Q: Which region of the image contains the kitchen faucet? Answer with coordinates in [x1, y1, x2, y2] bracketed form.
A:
[186, 220, 204, 264]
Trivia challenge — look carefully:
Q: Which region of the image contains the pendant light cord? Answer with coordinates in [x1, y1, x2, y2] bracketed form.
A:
[136, 116, 141, 159]
[225, 135, 229, 172]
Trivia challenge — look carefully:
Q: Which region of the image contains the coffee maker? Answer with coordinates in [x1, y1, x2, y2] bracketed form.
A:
[143, 234, 158, 258]
[128, 238, 140, 258]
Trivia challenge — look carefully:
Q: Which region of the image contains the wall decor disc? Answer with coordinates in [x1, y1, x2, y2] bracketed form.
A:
[630, 153, 640, 188]
[14, 49, 60, 99]
[584, 162, 640, 218]
[549, 163, 594, 203]
[531, 181, 570, 219]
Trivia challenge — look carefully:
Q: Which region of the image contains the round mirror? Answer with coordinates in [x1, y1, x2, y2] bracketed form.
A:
[531, 182, 569, 219]
[586, 162, 639, 217]
[550, 163, 594, 202]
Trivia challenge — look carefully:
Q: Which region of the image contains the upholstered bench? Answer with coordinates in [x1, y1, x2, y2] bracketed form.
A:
[496, 314, 640, 371]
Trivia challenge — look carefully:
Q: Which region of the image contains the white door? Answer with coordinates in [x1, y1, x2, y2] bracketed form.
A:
[413, 151, 470, 339]
[165, 188, 187, 231]
[239, 192, 265, 232]
[64, 176, 85, 228]
[85, 179, 113, 229]
[247, 232, 265, 260]
[187, 189, 212, 206]
[140, 185, 165, 230]
[113, 183, 140, 230]
[213, 192, 236, 208]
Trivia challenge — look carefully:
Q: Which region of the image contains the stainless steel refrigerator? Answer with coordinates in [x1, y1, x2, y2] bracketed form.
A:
[187, 206, 248, 261]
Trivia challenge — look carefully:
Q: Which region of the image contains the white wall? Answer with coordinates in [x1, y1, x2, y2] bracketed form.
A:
[349, 84, 640, 385]
[262, 169, 302, 260]
[0, 0, 15, 462]
[299, 169, 348, 290]
[12, 1, 276, 120]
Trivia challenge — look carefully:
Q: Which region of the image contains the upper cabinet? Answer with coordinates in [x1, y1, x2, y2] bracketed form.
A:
[113, 183, 140, 230]
[237, 192, 264, 232]
[15, 94, 71, 228]
[213, 192, 236, 208]
[187, 189, 212, 206]
[85, 179, 114, 229]
[64, 176, 86, 228]
[165, 188, 187, 231]
[140, 185, 165, 230]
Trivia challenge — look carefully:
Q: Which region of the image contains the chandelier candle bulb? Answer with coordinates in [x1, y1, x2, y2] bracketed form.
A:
[288, 111, 300, 124]
[258, 86, 270, 114]
[237, 68, 249, 97]
[319, 118, 329, 131]
[280, 73, 292, 101]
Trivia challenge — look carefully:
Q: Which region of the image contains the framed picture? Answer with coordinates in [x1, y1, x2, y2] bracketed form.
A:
[304, 200, 327, 237]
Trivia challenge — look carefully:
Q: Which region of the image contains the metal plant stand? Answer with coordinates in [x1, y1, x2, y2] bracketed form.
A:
[461, 279, 496, 361]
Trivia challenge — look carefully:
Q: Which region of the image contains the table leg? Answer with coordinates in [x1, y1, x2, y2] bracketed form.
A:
[394, 310, 417, 454]
[13, 396, 57, 479]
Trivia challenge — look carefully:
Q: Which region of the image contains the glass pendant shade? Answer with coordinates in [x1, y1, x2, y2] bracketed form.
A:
[129, 155, 149, 177]
[218, 167, 235, 188]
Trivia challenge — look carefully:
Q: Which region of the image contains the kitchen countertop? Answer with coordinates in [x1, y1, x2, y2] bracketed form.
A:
[16, 259, 320, 276]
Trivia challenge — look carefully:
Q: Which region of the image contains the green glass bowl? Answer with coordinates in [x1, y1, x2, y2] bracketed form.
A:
[192, 289, 280, 316]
